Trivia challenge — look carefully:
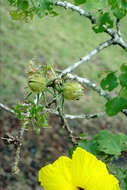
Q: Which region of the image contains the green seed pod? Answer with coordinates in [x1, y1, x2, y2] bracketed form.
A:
[28, 73, 46, 93]
[63, 82, 83, 100]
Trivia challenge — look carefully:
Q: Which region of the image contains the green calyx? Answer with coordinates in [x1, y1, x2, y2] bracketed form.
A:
[28, 72, 46, 93]
[63, 82, 83, 100]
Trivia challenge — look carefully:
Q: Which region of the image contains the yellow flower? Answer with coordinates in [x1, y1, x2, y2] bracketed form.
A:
[39, 147, 120, 190]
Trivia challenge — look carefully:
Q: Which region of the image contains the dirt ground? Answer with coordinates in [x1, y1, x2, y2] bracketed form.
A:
[0, 109, 127, 190]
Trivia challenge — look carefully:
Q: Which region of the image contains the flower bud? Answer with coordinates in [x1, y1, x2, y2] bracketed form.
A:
[28, 73, 46, 93]
[63, 82, 83, 100]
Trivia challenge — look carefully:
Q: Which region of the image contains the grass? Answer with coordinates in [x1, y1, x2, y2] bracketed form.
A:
[0, 0, 127, 117]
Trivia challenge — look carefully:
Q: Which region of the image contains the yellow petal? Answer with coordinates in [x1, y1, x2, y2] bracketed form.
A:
[39, 156, 75, 190]
[86, 172, 120, 190]
[71, 147, 120, 190]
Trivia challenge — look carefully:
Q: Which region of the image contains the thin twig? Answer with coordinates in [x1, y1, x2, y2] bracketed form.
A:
[45, 108, 105, 119]
[12, 126, 25, 174]
[55, 0, 115, 38]
[116, 19, 121, 38]
[61, 115, 78, 144]
[0, 103, 26, 174]
[0, 103, 15, 114]
[55, 1, 127, 50]
[65, 112, 105, 119]
[113, 33, 127, 49]
[54, 90, 78, 144]
[55, 1, 96, 24]
[0, 102, 105, 120]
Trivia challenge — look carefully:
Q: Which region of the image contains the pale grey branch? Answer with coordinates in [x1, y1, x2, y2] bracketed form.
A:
[113, 34, 127, 49]
[116, 19, 121, 38]
[0, 103, 15, 114]
[55, 1, 96, 24]
[12, 126, 25, 174]
[45, 108, 105, 119]
[0, 102, 105, 120]
[0, 103, 26, 174]
[66, 73, 111, 100]
[66, 73, 127, 116]
[60, 39, 114, 76]
[55, 1, 127, 53]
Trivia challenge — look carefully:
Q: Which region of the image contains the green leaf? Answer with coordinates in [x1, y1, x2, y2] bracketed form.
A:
[106, 97, 127, 116]
[33, 0, 54, 17]
[112, 8, 126, 19]
[95, 130, 127, 156]
[109, 167, 127, 190]
[100, 72, 118, 91]
[108, 0, 127, 10]
[119, 73, 127, 87]
[93, 12, 114, 33]
[78, 130, 127, 157]
[108, 0, 127, 19]
[120, 87, 127, 98]
[41, 0, 52, 11]
[118, 133, 127, 146]
[93, 25, 105, 33]
[117, 168, 127, 190]
[85, 0, 107, 10]
[100, 12, 113, 26]
[17, 0, 29, 10]
[120, 63, 127, 73]
[74, 0, 86, 6]
[10, 10, 23, 20]
[121, 0, 127, 9]
[78, 140, 99, 155]
[8, 0, 16, 4]
[13, 104, 24, 119]
[108, 0, 117, 8]
[80, 133, 87, 138]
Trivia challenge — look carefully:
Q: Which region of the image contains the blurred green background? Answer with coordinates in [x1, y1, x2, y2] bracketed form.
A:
[0, 0, 127, 115]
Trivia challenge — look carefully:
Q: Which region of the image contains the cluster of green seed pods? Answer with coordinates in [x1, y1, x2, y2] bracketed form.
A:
[27, 63, 84, 100]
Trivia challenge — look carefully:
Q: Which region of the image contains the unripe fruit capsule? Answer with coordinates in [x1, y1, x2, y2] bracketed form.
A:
[28, 73, 46, 93]
[63, 82, 83, 100]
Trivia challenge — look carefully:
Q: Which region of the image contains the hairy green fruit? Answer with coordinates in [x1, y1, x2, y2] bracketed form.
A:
[63, 82, 83, 100]
[28, 73, 46, 93]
